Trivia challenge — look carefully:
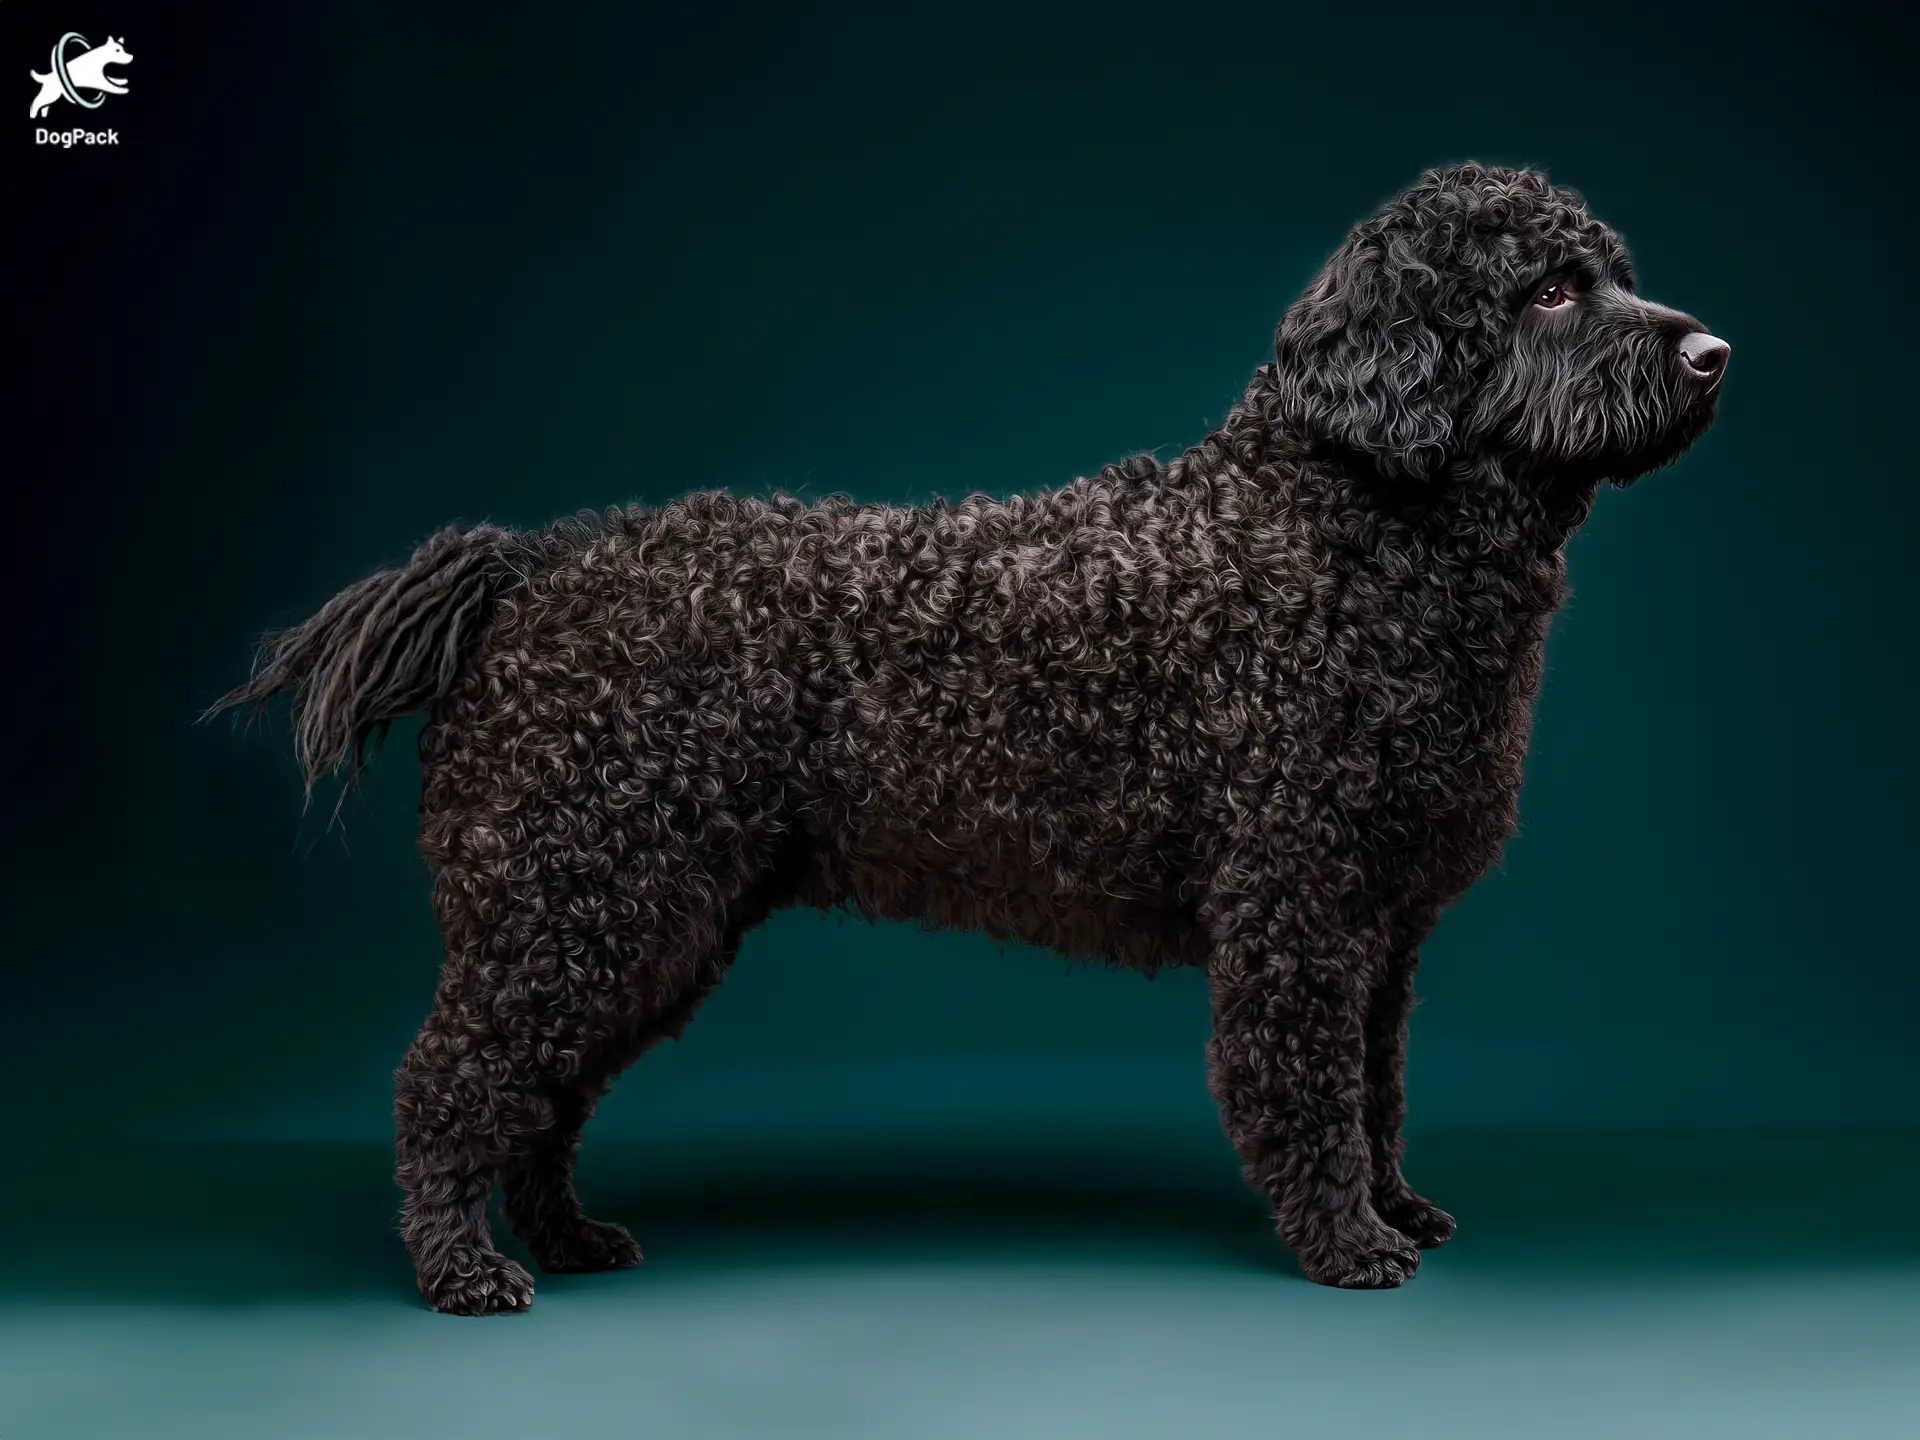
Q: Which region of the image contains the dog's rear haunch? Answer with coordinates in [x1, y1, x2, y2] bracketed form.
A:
[212, 164, 1726, 1314]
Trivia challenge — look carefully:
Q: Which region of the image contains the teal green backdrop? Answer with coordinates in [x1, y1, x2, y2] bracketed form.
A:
[6, 0, 1915, 1150]
[9, 8, 1919, 1438]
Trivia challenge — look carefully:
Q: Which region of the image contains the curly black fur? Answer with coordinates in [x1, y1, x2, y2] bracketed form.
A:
[211, 163, 1726, 1313]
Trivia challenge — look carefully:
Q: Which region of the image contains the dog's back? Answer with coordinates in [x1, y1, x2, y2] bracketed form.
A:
[423, 457, 1252, 970]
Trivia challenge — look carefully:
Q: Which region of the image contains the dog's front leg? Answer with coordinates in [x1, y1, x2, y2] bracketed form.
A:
[1203, 888, 1421, 1288]
[1362, 921, 1457, 1249]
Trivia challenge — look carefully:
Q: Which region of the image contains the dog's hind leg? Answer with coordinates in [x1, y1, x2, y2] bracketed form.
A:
[392, 995, 543, 1316]
[402, 826, 806, 1311]
[1203, 875, 1422, 1289]
[392, 829, 747, 1315]
[498, 957, 732, 1275]
[1361, 910, 1456, 1250]
[498, 1085, 636, 1274]
[496, 844, 802, 1274]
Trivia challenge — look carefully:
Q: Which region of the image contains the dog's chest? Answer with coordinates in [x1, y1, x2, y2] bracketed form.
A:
[1397, 628, 1547, 888]
[1274, 545, 1562, 876]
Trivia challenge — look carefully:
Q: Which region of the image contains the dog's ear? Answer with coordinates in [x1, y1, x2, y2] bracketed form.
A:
[1271, 232, 1465, 482]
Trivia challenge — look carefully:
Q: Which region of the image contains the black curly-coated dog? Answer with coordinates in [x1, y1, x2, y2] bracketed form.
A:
[213, 163, 1727, 1313]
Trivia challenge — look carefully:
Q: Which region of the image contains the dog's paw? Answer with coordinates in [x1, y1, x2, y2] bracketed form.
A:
[529, 1217, 644, 1275]
[1376, 1187, 1457, 1250]
[420, 1248, 536, 1316]
[1300, 1226, 1422, 1290]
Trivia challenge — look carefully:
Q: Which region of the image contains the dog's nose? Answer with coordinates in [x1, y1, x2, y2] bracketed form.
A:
[1678, 332, 1730, 381]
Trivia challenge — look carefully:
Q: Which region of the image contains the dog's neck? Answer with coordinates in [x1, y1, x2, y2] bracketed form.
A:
[1198, 371, 1597, 622]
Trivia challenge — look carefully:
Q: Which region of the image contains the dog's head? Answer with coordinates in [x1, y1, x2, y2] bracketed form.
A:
[1270, 163, 1726, 488]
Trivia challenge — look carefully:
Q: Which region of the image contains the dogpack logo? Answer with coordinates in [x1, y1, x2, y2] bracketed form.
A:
[29, 32, 131, 147]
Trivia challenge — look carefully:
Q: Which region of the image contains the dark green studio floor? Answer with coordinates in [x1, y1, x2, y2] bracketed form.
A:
[2, 1129, 1916, 1438]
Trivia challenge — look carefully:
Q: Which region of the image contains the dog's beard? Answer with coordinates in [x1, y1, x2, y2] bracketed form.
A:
[1605, 389, 1720, 488]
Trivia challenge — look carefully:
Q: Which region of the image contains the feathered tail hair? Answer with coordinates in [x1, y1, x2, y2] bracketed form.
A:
[202, 523, 519, 798]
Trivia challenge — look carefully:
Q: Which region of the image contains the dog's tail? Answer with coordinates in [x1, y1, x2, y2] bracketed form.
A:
[202, 522, 522, 796]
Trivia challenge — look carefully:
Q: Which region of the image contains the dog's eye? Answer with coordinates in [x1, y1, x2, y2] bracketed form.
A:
[1532, 280, 1573, 310]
